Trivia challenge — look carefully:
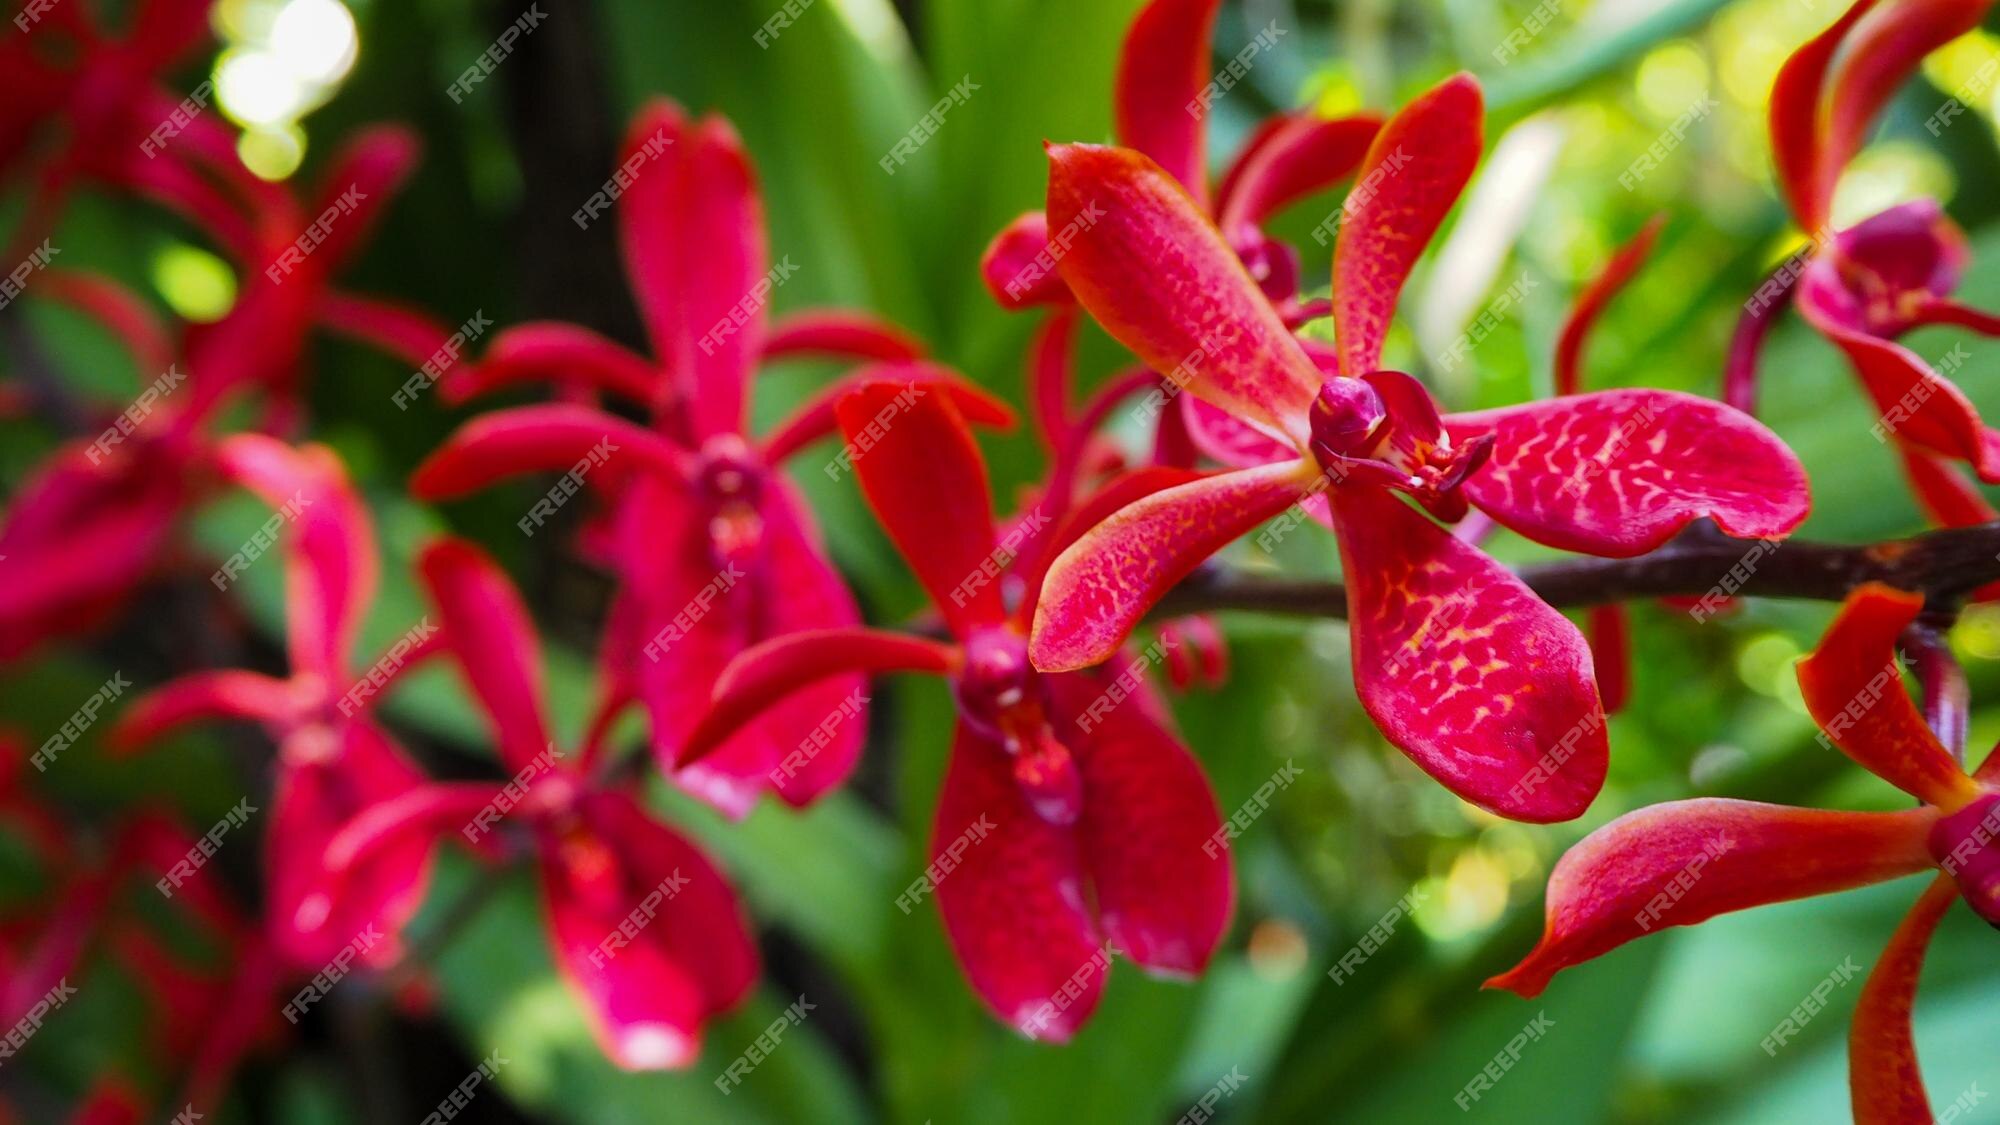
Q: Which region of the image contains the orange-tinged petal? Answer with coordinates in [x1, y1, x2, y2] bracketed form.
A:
[1016, 465, 1207, 622]
[1030, 458, 1319, 672]
[1797, 584, 1979, 809]
[1047, 143, 1322, 443]
[1332, 73, 1483, 377]
[1821, 0, 1989, 208]
[1851, 875, 1959, 1125]
[1488, 799, 1937, 997]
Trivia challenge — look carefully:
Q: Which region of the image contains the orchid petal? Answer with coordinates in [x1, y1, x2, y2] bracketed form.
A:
[444, 322, 658, 405]
[1047, 673, 1232, 975]
[1215, 112, 1382, 231]
[583, 791, 759, 1018]
[271, 722, 432, 969]
[1449, 389, 1810, 556]
[1851, 875, 1958, 1125]
[835, 381, 1006, 637]
[1114, 0, 1223, 204]
[1181, 394, 1296, 468]
[214, 435, 377, 678]
[1798, 289, 2000, 482]
[411, 404, 682, 500]
[1332, 73, 1483, 377]
[1821, 0, 1988, 205]
[1032, 459, 1316, 671]
[417, 539, 554, 772]
[316, 291, 460, 372]
[1047, 143, 1322, 442]
[1914, 298, 2000, 336]
[1029, 307, 1080, 451]
[1018, 465, 1207, 619]
[0, 448, 185, 662]
[680, 628, 958, 767]
[1486, 798, 1936, 996]
[665, 483, 870, 812]
[760, 361, 1015, 466]
[760, 309, 925, 364]
[619, 102, 766, 438]
[126, 0, 216, 71]
[1797, 584, 1979, 809]
[1332, 486, 1605, 822]
[321, 781, 506, 875]
[536, 799, 731, 1070]
[1553, 215, 1664, 397]
[113, 671, 300, 750]
[933, 721, 1105, 1042]
[981, 211, 1074, 309]
[1895, 447, 1995, 527]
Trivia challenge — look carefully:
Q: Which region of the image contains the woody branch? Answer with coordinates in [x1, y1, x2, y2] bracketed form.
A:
[1151, 521, 2000, 621]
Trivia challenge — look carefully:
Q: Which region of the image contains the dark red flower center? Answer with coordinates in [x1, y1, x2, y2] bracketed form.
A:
[1307, 372, 1492, 521]
[693, 434, 766, 565]
[1813, 200, 1969, 337]
[954, 627, 1083, 825]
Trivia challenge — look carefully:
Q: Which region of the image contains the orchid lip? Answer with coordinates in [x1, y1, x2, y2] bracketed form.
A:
[1307, 373, 1492, 515]
[694, 434, 768, 564]
[953, 627, 1040, 741]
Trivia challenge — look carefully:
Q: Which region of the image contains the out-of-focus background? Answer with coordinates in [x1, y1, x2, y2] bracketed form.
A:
[7, 0, 2000, 1121]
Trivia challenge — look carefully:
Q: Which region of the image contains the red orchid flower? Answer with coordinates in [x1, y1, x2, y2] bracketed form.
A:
[0, 732, 117, 1040]
[1490, 583, 1996, 1124]
[0, 129, 458, 662]
[415, 97, 1009, 816]
[982, 0, 1380, 319]
[102, 811, 289, 1115]
[1029, 73, 1812, 823]
[0, 745, 284, 1116]
[1739, 0, 2000, 525]
[322, 538, 759, 1070]
[0, 0, 287, 263]
[111, 435, 440, 971]
[677, 382, 1232, 1042]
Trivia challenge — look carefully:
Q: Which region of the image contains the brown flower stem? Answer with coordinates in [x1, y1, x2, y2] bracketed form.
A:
[1150, 520, 2000, 622]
